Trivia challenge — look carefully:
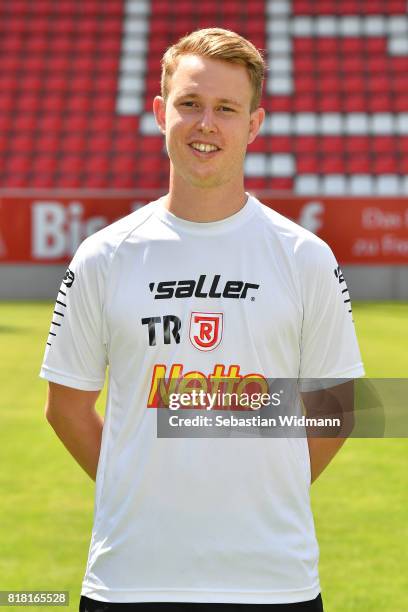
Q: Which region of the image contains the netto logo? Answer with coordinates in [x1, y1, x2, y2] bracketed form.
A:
[149, 274, 259, 300]
[62, 268, 75, 288]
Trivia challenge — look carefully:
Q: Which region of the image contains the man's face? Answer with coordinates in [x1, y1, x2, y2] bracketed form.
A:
[154, 54, 264, 189]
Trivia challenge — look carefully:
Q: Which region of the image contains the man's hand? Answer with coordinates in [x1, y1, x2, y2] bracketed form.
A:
[301, 380, 355, 483]
[45, 382, 103, 480]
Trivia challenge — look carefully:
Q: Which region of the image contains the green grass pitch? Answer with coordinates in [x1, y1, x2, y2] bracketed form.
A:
[0, 301, 407, 611]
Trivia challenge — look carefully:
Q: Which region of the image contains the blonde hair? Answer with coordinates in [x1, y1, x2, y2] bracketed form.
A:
[160, 28, 265, 112]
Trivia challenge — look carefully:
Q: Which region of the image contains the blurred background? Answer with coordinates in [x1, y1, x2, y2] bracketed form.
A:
[0, 0, 407, 299]
[0, 2, 407, 611]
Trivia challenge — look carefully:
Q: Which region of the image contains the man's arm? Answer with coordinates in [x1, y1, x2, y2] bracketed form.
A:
[45, 382, 103, 481]
[301, 380, 355, 483]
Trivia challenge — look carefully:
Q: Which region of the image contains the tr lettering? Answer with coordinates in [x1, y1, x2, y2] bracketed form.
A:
[141, 315, 181, 346]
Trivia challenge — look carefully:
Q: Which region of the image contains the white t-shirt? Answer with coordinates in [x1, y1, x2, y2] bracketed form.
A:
[40, 195, 364, 604]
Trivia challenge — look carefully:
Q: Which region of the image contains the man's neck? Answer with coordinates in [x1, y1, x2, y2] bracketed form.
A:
[163, 176, 248, 222]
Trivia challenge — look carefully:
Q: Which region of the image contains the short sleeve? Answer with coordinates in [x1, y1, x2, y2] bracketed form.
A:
[298, 238, 364, 383]
[39, 237, 109, 391]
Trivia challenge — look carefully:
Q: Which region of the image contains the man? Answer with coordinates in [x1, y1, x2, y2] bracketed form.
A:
[41, 28, 364, 611]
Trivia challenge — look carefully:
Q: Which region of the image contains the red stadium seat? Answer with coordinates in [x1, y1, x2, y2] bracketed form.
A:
[51, 18, 76, 35]
[85, 155, 110, 175]
[3, 173, 28, 187]
[139, 137, 164, 153]
[321, 155, 346, 174]
[32, 155, 58, 174]
[52, 36, 74, 54]
[345, 137, 371, 155]
[62, 115, 88, 132]
[86, 134, 113, 152]
[318, 76, 341, 94]
[394, 94, 408, 112]
[294, 39, 315, 54]
[0, 130, 9, 151]
[111, 155, 137, 174]
[293, 94, 316, 112]
[398, 138, 408, 154]
[111, 173, 138, 189]
[114, 116, 139, 134]
[83, 174, 110, 188]
[316, 39, 338, 54]
[66, 95, 91, 113]
[0, 94, 15, 113]
[269, 178, 293, 191]
[44, 76, 68, 93]
[372, 137, 396, 154]
[99, 18, 122, 35]
[318, 94, 342, 112]
[58, 155, 83, 174]
[55, 173, 83, 188]
[373, 155, 398, 174]
[294, 137, 319, 154]
[71, 56, 94, 73]
[320, 137, 345, 154]
[398, 156, 408, 174]
[113, 133, 137, 154]
[246, 177, 269, 191]
[102, 2, 124, 16]
[68, 75, 93, 93]
[295, 76, 315, 95]
[341, 56, 365, 74]
[98, 38, 122, 54]
[347, 155, 371, 174]
[9, 134, 34, 154]
[13, 114, 37, 131]
[36, 134, 60, 155]
[338, 1, 360, 13]
[7, 155, 31, 174]
[342, 94, 367, 113]
[2, 35, 24, 53]
[264, 97, 293, 112]
[0, 73, 19, 93]
[297, 155, 319, 174]
[366, 95, 392, 113]
[366, 56, 389, 74]
[92, 96, 116, 113]
[60, 134, 87, 155]
[4, 17, 26, 34]
[316, 56, 339, 74]
[94, 75, 119, 94]
[42, 94, 65, 113]
[89, 114, 115, 133]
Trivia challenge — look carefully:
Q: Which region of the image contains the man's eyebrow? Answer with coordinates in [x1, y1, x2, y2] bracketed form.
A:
[175, 93, 243, 107]
[217, 98, 243, 108]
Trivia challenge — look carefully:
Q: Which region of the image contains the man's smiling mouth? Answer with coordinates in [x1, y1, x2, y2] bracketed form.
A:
[189, 142, 221, 153]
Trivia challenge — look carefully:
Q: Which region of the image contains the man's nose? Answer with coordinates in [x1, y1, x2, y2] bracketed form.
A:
[198, 108, 217, 133]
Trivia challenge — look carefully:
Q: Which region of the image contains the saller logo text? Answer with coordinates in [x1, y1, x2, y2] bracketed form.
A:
[149, 275, 260, 300]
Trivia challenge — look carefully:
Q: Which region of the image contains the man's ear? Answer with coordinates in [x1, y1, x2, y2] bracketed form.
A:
[248, 107, 265, 145]
[153, 96, 166, 135]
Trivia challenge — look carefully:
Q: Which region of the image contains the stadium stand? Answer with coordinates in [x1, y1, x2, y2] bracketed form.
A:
[0, 0, 407, 194]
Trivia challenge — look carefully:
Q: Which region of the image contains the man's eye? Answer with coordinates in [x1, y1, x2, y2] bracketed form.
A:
[181, 101, 196, 107]
[219, 106, 234, 112]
